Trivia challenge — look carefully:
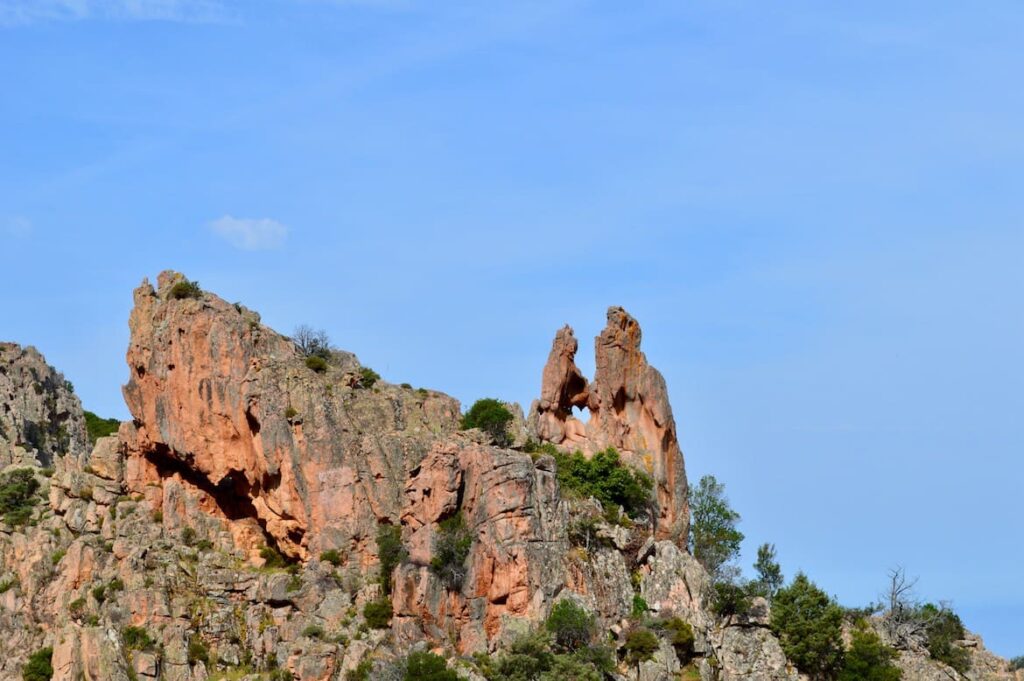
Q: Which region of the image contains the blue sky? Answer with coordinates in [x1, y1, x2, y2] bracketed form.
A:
[1, 0, 1021, 656]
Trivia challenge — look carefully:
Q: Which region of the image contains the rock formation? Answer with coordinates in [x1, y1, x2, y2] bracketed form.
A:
[0, 272, 1017, 681]
[530, 307, 689, 545]
[0, 342, 88, 468]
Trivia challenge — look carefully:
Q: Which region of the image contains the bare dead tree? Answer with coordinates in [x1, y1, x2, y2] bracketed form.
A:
[880, 566, 938, 650]
[293, 325, 332, 359]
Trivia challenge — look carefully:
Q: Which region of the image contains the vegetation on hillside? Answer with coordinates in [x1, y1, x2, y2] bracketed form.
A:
[84, 410, 119, 444]
[0, 468, 40, 527]
[549, 446, 653, 518]
[430, 511, 473, 590]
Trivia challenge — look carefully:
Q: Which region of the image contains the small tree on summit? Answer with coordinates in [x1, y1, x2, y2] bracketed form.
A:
[460, 398, 514, 447]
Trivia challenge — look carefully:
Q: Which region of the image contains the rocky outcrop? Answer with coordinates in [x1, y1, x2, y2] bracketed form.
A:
[122, 271, 462, 561]
[0, 342, 87, 467]
[0, 272, 1017, 681]
[530, 307, 689, 545]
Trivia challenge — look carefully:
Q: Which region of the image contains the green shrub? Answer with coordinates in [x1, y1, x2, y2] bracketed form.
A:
[710, 580, 754, 618]
[0, 468, 40, 527]
[488, 631, 555, 679]
[0, 577, 16, 594]
[284, 406, 298, 419]
[259, 545, 287, 569]
[460, 398, 514, 446]
[181, 527, 196, 544]
[358, 366, 380, 388]
[364, 597, 393, 629]
[430, 512, 473, 590]
[404, 650, 458, 681]
[552, 447, 653, 518]
[838, 622, 902, 681]
[921, 604, 970, 674]
[84, 411, 120, 445]
[305, 356, 328, 373]
[1010, 656, 1024, 671]
[301, 624, 325, 640]
[22, 646, 53, 681]
[187, 637, 209, 665]
[346, 660, 373, 681]
[122, 626, 154, 651]
[658, 617, 695, 662]
[631, 594, 649, 618]
[376, 523, 407, 595]
[770, 573, 845, 679]
[545, 599, 594, 652]
[51, 549, 66, 566]
[91, 585, 107, 604]
[68, 597, 85, 616]
[169, 279, 202, 300]
[320, 549, 343, 566]
[624, 628, 660, 665]
[688, 474, 744, 579]
[400, 382, 413, 389]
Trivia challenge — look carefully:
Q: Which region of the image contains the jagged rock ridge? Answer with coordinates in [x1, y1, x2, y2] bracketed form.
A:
[529, 307, 689, 546]
[0, 271, 1017, 681]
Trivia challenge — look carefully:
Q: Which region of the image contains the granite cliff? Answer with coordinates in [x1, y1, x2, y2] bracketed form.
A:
[0, 271, 1017, 681]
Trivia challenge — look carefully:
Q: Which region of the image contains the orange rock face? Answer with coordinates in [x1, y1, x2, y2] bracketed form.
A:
[530, 306, 690, 545]
[122, 271, 462, 561]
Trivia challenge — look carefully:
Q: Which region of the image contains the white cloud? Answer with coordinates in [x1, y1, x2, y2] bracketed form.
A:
[208, 215, 288, 251]
[3, 216, 32, 237]
[0, 0, 226, 26]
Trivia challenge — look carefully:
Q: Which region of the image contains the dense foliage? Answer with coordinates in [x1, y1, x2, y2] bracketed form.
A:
[84, 410, 119, 445]
[545, 599, 595, 652]
[920, 604, 970, 674]
[168, 279, 202, 300]
[430, 512, 473, 590]
[709, 580, 754, 618]
[305, 356, 328, 373]
[624, 628, 660, 666]
[655, 616, 695, 662]
[476, 630, 613, 681]
[460, 398, 514, 447]
[364, 597, 393, 629]
[552, 447, 653, 518]
[376, 523, 407, 595]
[22, 646, 53, 681]
[838, 622, 902, 681]
[122, 625, 154, 651]
[688, 474, 744, 579]
[405, 651, 458, 681]
[0, 468, 40, 527]
[359, 367, 381, 388]
[770, 573, 845, 680]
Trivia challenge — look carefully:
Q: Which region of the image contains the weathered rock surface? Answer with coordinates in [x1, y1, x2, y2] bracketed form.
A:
[0, 273, 1017, 681]
[529, 307, 689, 545]
[122, 271, 462, 561]
[0, 342, 87, 467]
